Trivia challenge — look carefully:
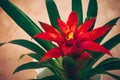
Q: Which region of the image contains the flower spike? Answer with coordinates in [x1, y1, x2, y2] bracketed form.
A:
[34, 12, 112, 63]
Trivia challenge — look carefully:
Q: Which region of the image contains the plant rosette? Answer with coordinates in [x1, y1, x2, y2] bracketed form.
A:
[0, 0, 120, 80]
[36, 68, 102, 80]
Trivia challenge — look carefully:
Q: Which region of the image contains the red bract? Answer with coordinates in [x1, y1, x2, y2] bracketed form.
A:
[34, 11, 112, 63]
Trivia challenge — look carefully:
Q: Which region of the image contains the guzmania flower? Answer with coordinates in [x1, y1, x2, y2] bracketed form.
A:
[34, 11, 112, 63]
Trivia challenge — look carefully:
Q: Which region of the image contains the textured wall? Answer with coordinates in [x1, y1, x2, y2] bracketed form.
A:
[0, 0, 120, 80]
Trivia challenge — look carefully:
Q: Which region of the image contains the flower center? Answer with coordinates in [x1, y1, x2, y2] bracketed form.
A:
[67, 32, 74, 40]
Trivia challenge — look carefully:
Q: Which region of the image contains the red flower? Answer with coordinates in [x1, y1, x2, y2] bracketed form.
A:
[34, 11, 112, 63]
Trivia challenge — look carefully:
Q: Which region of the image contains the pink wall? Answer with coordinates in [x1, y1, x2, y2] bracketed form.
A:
[0, 0, 120, 80]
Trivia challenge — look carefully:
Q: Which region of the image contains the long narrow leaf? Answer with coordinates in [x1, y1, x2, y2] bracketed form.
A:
[72, 0, 83, 25]
[92, 58, 120, 74]
[86, 0, 98, 20]
[96, 17, 120, 43]
[20, 53, 42, 61]
[13, 62, 53, 74]
[83, 58, 120, 79]
[85, 0, 98, 31]
[46, 0, 60, 31]
[14, 61, 61, 76]
[105, 72, 120, 80]
[103, 33, 120, 50]
[96, 58, 120, 68]
[10, 39, 45, 54]
[0, 0, 54, 50]
[0, 39, 61, 69]
[3, 39, 46, 56]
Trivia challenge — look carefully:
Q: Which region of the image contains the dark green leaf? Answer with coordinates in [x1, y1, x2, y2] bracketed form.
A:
[0, 0, 54, 50]
[85, 0, 98, 31]
[96, 58, 120, 68]
[86, 0, 98, 20]
[2, 39, 60, 73]
[96, 17, 120, 43]
[105, 17, 120, 26]
[82, 58, 120, 79]
[14, 61, 61, 76]
[0, 39, 61, 70]
[84, 58, 120, 78]
[0, 0, 60, 72]
[9, 39, 46, 56]
[103, 33, 120, 50]
[46, 0, 60, 31]
[0, 39, 46, 55]
[93, 58, 120, 73]
[13, 62, 53, 74]
[19, 53, 42, 61]
[105, 72, 120, 80]
[72, 0, 83, 25]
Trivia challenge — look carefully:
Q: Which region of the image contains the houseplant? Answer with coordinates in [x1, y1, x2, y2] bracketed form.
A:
[0, 0, 120, 80]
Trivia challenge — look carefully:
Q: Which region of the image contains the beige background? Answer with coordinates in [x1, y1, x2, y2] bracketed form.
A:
[0, 0, 120, 80]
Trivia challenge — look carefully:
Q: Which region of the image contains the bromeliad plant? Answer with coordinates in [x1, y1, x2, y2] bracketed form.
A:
[0, 0, 120, 80]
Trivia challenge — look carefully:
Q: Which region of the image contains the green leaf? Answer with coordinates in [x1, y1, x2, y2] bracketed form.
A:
[72, 0, 83, 25]
[96, 17, 120, 43]
[20, 53, 42, 61]
[14, 61, 61, 76]
[13, 62, 53, 74]
[105, 72, 120, 80]
[0, 0, 54, 50]
[82, 58, 120, 79]
[103, 33, 120, 50]
[46, 0, 60, 31]
[0, 0, 60, 72]
[0, 39, 61, 70]
[0, 39, 46, 55]
[96, 58, 120, 68]
[93, 58, 120, 73]
[86, 0, 98, 20]
[105, 17, 120, 26]
[1, 40, 61, 71]
[85, 0, 98, 31]
[9, 39, 46, 56]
